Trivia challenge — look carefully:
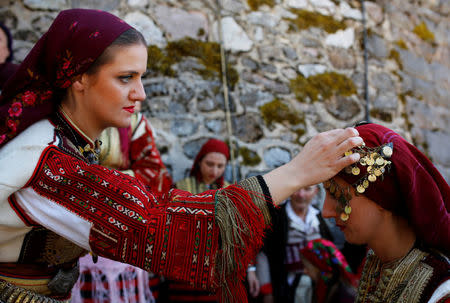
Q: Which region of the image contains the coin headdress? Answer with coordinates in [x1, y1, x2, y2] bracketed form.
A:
[323, 142, 394, 221]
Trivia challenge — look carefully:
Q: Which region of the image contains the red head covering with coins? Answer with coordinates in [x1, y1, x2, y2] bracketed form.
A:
[336, 123, 450, 255]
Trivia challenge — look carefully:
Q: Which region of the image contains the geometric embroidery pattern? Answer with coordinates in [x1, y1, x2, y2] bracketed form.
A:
[30, 146, 219, 291]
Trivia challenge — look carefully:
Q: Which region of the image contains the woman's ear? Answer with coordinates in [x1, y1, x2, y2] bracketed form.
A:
[71, 74, 86, 92]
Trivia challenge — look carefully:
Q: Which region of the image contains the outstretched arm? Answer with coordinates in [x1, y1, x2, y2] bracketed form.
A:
[263, 127, 362, 204]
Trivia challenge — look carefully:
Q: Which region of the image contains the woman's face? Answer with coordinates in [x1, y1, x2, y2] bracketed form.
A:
[199, 152, 227, 185]
[76, 43, 147, 132]
[290, 185, 318, 211]
[0, 28, 10, 63]
[322, 177, 385, 245]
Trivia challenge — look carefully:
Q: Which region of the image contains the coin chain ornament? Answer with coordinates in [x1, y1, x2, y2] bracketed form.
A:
[324, 142, 394, 222]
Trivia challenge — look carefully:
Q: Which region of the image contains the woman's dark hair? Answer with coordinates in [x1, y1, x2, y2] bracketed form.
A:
[85, 28, 146, 75]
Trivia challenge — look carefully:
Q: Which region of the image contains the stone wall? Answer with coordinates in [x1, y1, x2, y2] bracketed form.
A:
[1, 0, 449, 182]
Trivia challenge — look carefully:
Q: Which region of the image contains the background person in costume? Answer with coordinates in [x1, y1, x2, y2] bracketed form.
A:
[71, 104, 172, 303]
[300, 238, 357, 303]
[322, 123, 450, 303]
[255, 185, 334, 303]
[175, 138, 230, 193]
[0, 8, 363, 303]
[0, 22, 19, 90]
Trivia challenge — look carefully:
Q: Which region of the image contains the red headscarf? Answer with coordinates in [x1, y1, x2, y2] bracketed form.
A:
[0, 9, 132, 148]
[339, 123, 450, 255]
[190, 138, 230, 187]
[300, 239, 357, 303]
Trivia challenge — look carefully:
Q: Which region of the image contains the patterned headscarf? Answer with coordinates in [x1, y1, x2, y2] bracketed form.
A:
[300, 238, 357, 303]
[338, 123, 450, 255]
[0, 9, 132, 148]
[190, 138, 230, 187]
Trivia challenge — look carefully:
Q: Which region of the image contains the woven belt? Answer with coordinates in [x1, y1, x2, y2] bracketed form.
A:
[0, 280, 70, 303]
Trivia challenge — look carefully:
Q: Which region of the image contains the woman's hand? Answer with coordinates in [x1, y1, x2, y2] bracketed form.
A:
[263, 128, 362, 204]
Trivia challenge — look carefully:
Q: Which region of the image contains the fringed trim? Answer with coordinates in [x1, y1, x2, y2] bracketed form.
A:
[214, 179, 272, 303]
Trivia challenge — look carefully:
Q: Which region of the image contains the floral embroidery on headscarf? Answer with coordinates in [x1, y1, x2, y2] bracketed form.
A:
[89, 30, 100, 38]
[8, 102, 22, 117]
[22, 91, 38, 106]
[301, 239, 355, 283]
[56, 50, 76, 88]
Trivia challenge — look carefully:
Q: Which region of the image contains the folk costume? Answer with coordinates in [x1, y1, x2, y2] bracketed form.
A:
[168, 139, 230, 303]
[176, 138, 230, 193]
[71, 113, 172, 303]
[300, 239, 357, 303]
[333, 123, 450, 303]
[0, 9, 271, 303]
[260, 200, 334, 303]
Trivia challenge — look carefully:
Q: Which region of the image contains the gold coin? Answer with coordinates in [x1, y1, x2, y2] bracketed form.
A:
[357, 185, 365, 193]
[374, 169, 382, 176]
[344, 150, 353, 156]
[368, 174, 377, 182]
[330, 184, 336, 193]
[363, 180, 369, 188]
[376, 157, 384, 165]
[367, 165, 373, 172]
[352, 167, 360, 175]
[366, 158, 375, 165]
[340, 213, 349, 221]
[382, 146, 393, 157]
[359, 157, 367, 165]
[345, 166, 353, 174]
[344, 205, 352, 214]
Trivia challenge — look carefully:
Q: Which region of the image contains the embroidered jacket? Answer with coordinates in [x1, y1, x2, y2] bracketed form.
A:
[355, 247, 450, 303]
[0, 116, 271, 302]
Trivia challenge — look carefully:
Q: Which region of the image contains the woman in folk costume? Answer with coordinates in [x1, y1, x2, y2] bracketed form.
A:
[0, 8, 363, 303]
[72, 107, 172, 303]
[176, 138, 230, 193]
[300, 238, 358, 303]
[322, 123, 450, 303]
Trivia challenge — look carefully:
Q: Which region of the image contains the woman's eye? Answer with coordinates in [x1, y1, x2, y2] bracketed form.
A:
[119, 75, 132, 83]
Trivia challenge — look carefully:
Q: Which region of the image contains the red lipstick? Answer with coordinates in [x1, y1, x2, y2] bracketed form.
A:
[123, 106, 135, 113]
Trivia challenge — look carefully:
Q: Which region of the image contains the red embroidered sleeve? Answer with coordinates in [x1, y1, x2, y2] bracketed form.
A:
[129, 116, 173, 196]
[29, 147, 271, 303]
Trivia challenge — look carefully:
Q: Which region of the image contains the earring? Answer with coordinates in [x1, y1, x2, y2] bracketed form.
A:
[323, 179, 352, 221]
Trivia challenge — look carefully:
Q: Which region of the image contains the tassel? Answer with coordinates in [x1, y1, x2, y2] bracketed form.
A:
[214, 185, 271, 303]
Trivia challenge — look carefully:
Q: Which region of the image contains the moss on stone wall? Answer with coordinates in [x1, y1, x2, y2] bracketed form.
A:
[389, 49, 403, 70]
[398, 90, 413, 105]
[167, 38, 239, 87]
[147, 45, 176, 76]
[290, 72, 356, 103]
[259, 98, 304, 126]
[247, 0, 275, 11]
[286, 9, 346, 33]
[370, 108, 393, 122]
[413, 21, 435, 44]
[395, 39, 408, 50]
[147, 38, 239, 87]
[239, 146, 261, 166]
